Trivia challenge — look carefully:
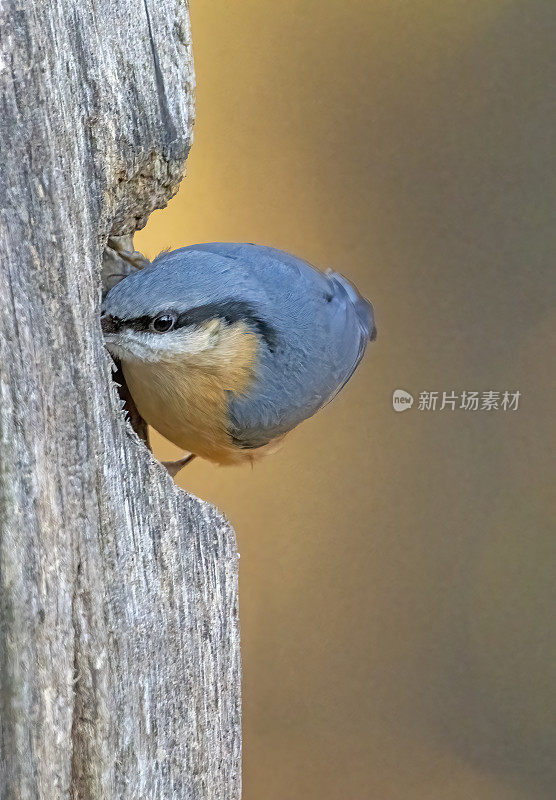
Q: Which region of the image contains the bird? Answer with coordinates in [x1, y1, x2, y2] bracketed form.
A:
[101, 243, 376, 471]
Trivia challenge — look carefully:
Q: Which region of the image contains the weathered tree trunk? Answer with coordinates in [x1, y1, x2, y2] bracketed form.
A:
[0, 2, 241, 798]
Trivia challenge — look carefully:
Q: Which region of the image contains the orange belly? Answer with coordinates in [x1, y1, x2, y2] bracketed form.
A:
[120, 322, 278, 465]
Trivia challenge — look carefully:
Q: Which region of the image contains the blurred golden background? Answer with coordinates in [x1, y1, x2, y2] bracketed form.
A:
[135, 1, 555, 797]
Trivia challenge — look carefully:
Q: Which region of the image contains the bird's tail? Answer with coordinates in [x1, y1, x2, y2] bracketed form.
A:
[327, 270, 377, 342]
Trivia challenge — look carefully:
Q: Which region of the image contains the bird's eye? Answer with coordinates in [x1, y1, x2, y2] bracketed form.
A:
[150, 313, 176, 333]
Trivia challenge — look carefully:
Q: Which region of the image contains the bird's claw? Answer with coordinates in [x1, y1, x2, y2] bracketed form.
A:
[102, 235, 151, 296]
[162, 453, 196, 477]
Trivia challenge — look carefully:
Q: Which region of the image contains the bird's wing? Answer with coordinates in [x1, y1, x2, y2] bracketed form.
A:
[222, 246, 374, 449]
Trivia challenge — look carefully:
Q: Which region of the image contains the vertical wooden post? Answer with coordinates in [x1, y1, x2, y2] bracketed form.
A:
[0, 1, 241, 797]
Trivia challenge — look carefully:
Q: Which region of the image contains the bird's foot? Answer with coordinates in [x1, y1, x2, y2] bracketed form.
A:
[102, 235, 151, 296]
[162, 453, 196, 477]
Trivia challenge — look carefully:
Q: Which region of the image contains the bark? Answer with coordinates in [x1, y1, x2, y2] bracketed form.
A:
[0, 1, 241, 799]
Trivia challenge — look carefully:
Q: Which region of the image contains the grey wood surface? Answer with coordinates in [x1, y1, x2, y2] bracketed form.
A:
[0, 1, 241, 797]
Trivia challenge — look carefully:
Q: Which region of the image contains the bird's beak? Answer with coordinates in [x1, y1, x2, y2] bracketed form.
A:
[101, 314, 120, 335]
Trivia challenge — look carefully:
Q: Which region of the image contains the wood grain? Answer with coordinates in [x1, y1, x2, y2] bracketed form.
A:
[0, 1, 241, 797]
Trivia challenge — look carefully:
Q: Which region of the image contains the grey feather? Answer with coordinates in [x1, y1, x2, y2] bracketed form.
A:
[102, 243, 375, 449]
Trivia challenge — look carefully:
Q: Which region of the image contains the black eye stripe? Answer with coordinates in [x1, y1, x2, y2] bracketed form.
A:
[176, 301, 278, 350]
[116, 300, 278, 350]
[120, 315, 152, 332]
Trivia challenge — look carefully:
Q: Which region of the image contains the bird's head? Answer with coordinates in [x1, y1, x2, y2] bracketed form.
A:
[101, 262, 277, 366]
[100, 304, 227, 364]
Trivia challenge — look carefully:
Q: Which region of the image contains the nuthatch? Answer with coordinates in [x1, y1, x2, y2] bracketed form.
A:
[101, 243, 376, 469]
